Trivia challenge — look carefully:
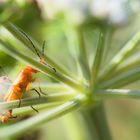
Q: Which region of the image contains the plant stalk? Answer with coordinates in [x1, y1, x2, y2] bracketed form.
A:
[76, 26, 91, 81]
[0, 93, 75, 111]
[96, 89, 140, 100]
[89, 103, 112, 140]
[99, 29, 140, 82]
[99, 67, 140, 88]
[0, 95, 85, 139]
[91, 29, 106, 87]
[4, 22, 74, 78]
[0, 40, 83, 91]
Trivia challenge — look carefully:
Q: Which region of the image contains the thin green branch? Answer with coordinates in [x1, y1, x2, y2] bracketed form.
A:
[14, 102, 61, 116]
[32, 83, 70, 93]
[105, 58, 140, 81]
[96, 89, 140, 100]
[0, 93, 75, 111]
[0, 95, 85, 139]
[102, 28, 114, 64]
[76, 26, 91, 81]
[98, 67, 140, 88]
[3, 22, 74, 78]
[99, 29, 140, 82]
[0, 40, 84, 91]
[91, 30, 105, 86]
[64, 27, 83, 81]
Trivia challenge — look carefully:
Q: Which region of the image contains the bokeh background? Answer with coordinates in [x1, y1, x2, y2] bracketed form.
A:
[0, 0, 140, 140]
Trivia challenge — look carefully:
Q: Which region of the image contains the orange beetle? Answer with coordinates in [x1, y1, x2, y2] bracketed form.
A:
[0, 32, 54, 123]
[0, 76, 14, 123]
[0, 66, 39, 123]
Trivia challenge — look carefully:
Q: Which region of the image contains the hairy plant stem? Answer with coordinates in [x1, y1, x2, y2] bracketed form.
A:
[0, 95, 86, 139]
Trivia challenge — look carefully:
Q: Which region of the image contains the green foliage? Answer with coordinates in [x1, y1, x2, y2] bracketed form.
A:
[0, 1, 140, 140]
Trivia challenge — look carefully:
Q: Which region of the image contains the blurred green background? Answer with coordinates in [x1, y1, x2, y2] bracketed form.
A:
[0, 0, 140, 140]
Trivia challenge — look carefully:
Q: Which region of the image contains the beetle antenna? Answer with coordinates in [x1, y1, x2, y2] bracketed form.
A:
[19, 30, 41, 59]
[42, 40, 46, 58]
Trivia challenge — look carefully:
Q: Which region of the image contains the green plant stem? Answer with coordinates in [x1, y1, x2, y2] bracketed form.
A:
[0, 93, 75, 111]
[32, 83, 70, 93]
[14, 102, 61, 116]
[0, 95, 85, 139]
[62, 111, 99, 140]
[0, 40, 83, 91]
[99, 67, 140, 88]
[102, 28, 114, 64]
[78, 110, 100, 140]
[3, 22, 73, 78]
[64, 27, 83, 81]
[76, 26, 91, 81]
[91, 30, 105, 86]
[89, 103, 112, 140]
[95, 89, 140, 100]
[99, 29, 140, 82]
[102, 58, 140, 82]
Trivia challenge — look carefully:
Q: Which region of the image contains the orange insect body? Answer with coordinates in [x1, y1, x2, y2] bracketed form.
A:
[0, 65, 39, 123]
[0, 31, 48, 123]
[0, 76, 12, 123]
[4, 65, 38, 101]
[0, 110, 13, 123]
